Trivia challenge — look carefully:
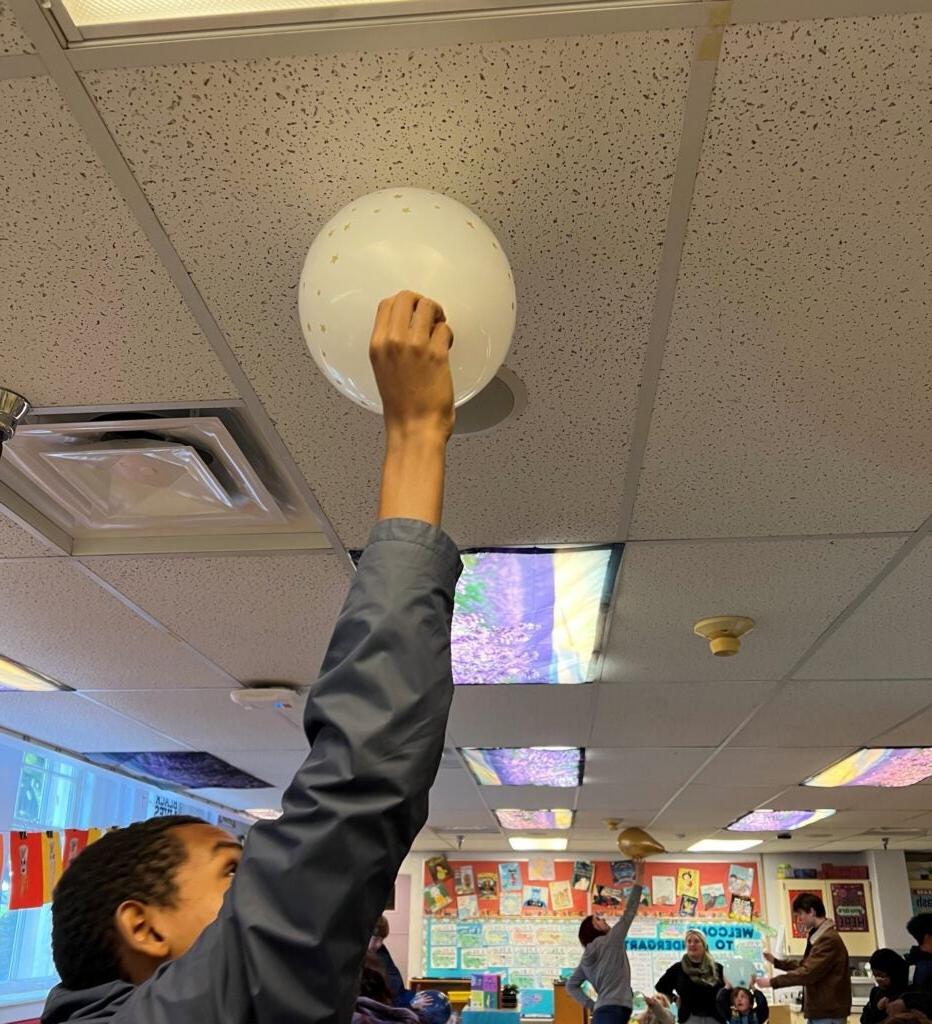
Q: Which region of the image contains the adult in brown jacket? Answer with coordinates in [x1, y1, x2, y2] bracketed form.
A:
[757, 893, 851, 1024]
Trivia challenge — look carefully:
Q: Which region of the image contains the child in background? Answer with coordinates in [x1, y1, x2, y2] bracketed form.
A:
[861, 948, 909, 1024]
[715, 986, 769, 1024]
[642, 994, 676, 1024]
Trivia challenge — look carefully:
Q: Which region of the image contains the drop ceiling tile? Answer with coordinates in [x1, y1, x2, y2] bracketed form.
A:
[196, 787, 283, 811]
[0, 558, 235, 690]
[797, 539, 932, 680]
[770, 784, 932, 813]
[0, 77, 234, 407]
[83, 31, 694, 546]
[92, 689, 307, 749]
[602, 537, 902, 682]
[871, 701, 932, 746]
[82, 551, 349, 685]
[480, 786, 580, 810]
[0, 692, 185, 752]
[573, 810, 658, 830]
[578, 747, 712, 812]
[693, 747, 853, 788]
[591, 681, 775, 747]
[448, 685, 596, 748]
[209, 748, 306, 789]
[428, 768, 497, 829]
[652, 784, 790, 830]
[0, 2, 33, 54]
[733, 679, 932, 748]
[0, 511, 56, 557]
[631, 14, 932, 539]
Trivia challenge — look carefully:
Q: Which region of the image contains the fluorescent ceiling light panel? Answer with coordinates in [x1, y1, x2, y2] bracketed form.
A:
[688, 839, 763, 853]
[460, 747, 584, 787]
[87, 751, 271, 789]
[452, 546, 620, 685]
[495, 809, 574, 830]
[246, 808, 283, 820]
[728, 809, 836, 832]
[0, 654, 71, 692]
[804, 748, 932, 788]
[509, 837, 568, 851]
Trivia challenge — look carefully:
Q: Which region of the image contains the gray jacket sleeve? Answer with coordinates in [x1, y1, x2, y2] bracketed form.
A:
[605, 884, 643, 950]
[122, 518, 462, 1024]
[566, 961, 595, 1011]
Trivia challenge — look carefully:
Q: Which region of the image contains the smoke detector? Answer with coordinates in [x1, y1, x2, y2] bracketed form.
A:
[693, 615, 755, 657]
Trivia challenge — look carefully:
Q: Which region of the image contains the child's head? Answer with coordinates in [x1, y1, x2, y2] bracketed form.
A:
[578, 913, 610, 946]
[870, 947, 909, 993]
[732, 988, 754, 1015]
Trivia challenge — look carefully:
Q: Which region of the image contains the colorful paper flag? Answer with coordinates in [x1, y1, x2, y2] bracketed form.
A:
[9, 831, 44, 910]
[42, 831, 63, 903]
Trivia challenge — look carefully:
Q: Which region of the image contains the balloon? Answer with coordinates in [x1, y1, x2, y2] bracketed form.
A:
[411, 990, 452, 1024]
[720, 955, 757, 988]
[299, 188, 517, 412]
[617, 827, 666, 860]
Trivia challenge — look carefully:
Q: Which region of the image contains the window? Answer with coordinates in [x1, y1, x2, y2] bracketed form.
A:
[0, 732, 227, 1006]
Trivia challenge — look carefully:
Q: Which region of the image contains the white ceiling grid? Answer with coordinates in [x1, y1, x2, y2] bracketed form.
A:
[0, 0, 930, 848]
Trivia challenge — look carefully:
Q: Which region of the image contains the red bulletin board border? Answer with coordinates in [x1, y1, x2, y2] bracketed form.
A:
[423, 859, 761, 919]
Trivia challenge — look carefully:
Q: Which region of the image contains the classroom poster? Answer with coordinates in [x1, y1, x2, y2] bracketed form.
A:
[594, 885, 625, 907]
[477, 871, 499, 899]
[550, 879, 573, 911]
[501, 892, 522, 915]
[425, 883, 453, 913]
[427, 855, 453, 884]
[523, 885, 549, 912]
[653, 875, 676, 906]
[611, 860, 636, 883]
[41, 831, 62, 904]
[730, 895, 753, 922]
[528, 857, 555, 881]
[572, 860, 594, 891]
[9, 831, 44, 910]
[455, 864, 476, 895]
[701, 883, 726, 911]
[830, 883, 869, 932]
[457, 894, 479, 919]
[728, 865, 754, 897]
[677, 868, 700, 898]
[500, 862, 522, 892]
[679, 894, 698, 916]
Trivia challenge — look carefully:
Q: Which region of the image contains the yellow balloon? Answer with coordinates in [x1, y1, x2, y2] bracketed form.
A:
[617, 827, 665, 860]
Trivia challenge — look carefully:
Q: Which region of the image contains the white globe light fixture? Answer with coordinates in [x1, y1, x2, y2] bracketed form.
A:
[299, 188, 516, 412]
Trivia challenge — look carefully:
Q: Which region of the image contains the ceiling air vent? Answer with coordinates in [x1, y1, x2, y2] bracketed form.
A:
[0, 405, 327, 555]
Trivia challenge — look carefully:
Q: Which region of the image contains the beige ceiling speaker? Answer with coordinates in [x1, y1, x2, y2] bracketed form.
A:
[693, 615, 755, 657]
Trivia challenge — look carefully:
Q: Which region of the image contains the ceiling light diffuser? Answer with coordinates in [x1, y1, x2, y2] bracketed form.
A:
[804, 748, 932, 788]
[509, 837, 568, 851]
[688, 839, 763, 853]
[452, 546, 620, 685]
[728, 809, 836, 832]
[0, 655, 71, 693]
[246, 808, 283, 820]
[495, 809, 574, 830]
[87, 751, 271, 789]
[460, 747, 584, 787]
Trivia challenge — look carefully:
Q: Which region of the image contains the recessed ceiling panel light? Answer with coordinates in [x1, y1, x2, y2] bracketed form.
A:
[508, 837, 568, 851]
[495, 809, 574, 830]
[804, 748, 932, 788]
[688, 839, 762, 853]
[246, 808, 283, 820]
[452, 547, 620, 685]
[460, 747, 584, 787]
[728, 809, 836, 832]
[0, 655, 72, 692]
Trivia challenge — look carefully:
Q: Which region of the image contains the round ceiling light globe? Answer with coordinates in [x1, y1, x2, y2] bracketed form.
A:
[298, 188, 517, 412]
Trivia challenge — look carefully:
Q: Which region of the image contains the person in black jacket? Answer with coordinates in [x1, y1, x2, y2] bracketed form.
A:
[861, 948, 909, 1024]
[43, 291, 460, 1024]
[656, 930, 726, 1024]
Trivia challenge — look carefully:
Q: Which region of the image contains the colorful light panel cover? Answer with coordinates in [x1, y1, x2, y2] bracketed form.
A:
[728, 808, 836, 832]
[494, 809, 575, 830]
[804, 748, 932, 788]
[460, 747, 584, 787]
[451, 547, 620, 685]
[88, 751, 270, 789]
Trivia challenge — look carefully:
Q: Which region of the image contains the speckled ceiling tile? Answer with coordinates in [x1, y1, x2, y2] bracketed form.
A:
[0, 509, 56, 556]
[83, 30, 693, 546]
[0, 1, 34, 55]
[0, 77, 235, 407]
[631, 14, 932, 539]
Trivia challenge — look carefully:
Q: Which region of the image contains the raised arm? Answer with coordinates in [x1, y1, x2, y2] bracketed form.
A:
[605, 862, 646, 949]
[120, 293, 458, 1024]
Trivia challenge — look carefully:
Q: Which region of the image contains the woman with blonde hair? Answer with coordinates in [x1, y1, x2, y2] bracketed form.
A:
[656, 930, 726, 1024]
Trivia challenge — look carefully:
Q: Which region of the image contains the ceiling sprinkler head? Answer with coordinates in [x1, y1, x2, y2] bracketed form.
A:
[0, 388, 30, 458]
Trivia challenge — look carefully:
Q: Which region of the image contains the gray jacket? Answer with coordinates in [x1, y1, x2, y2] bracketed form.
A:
[567, 885, 644, 1012]
[42, 518, 462, 1024]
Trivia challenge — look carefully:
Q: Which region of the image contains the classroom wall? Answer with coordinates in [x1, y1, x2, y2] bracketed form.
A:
[865, 851, 913, 951]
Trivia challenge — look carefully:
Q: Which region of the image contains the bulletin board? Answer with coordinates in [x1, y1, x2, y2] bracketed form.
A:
[421, 859, 765, 1017]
